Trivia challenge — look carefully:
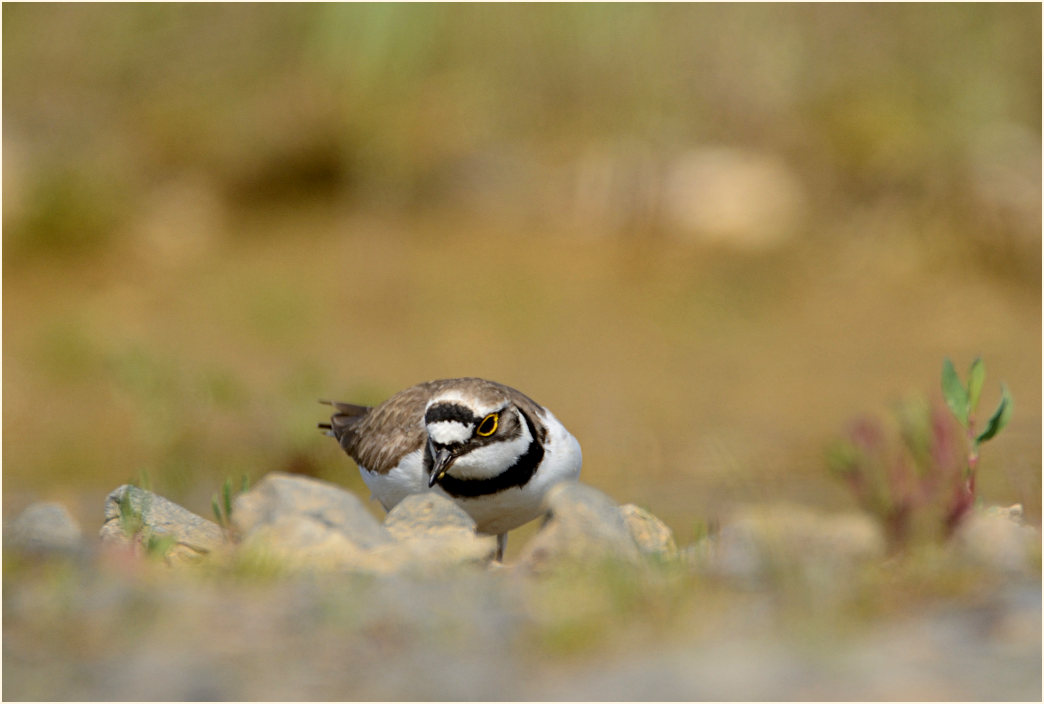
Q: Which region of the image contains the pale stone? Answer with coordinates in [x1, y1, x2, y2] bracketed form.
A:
[232, 472, 394, 569]
[6, 501, 83, 555]
[953, 504, 1039, 573]
[517, 482, 641, 572]
[708, 503, 886, 581]
[620, 503, 678, 558]
[384, 492, 478, 541]
[100, 485, 224, 563]
[663, 147, 806, 250]
[363, 533, 498, 575]
[378, 493, 496, 572]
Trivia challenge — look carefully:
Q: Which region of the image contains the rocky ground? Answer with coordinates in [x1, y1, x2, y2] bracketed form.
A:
[4, 474, 1041, 700]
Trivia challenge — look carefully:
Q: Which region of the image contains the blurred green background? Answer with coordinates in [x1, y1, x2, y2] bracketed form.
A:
[3, 3, 1041, 548]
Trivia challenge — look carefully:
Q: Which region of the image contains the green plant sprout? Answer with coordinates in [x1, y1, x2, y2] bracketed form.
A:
[117, 485, 176, 560]
[940, 357, 1013, 531]
[144, 533, 178, 558]
[117, 485, 146, 538]
[212, 475, 251, 535]
[829, 358, 1013, 547]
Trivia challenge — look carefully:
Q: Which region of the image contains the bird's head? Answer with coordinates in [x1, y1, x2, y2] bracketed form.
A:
[423, 392, 532, 487]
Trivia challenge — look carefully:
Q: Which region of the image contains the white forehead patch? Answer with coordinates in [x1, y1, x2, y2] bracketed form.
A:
[427, 420, 473, 445]
[427, 391, 501, 419]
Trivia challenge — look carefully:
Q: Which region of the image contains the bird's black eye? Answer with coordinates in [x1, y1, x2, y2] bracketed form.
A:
[476, 412, 498, 437]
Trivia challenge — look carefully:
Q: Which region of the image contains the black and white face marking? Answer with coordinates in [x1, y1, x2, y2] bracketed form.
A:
[424, 402, 480, 448]
[423, 400, 544, 496]
[424, 401, 497, 486]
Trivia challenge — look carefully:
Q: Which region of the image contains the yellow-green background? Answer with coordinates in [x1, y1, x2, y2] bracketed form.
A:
[4, 4, 1040, 551]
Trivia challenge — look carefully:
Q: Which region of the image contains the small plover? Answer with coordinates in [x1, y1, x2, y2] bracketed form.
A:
[320, 378, 582, 559]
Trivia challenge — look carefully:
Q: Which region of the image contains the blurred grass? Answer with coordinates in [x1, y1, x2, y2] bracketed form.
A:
[4, 5, 1040, 260]
[3, 4, 1041, 545]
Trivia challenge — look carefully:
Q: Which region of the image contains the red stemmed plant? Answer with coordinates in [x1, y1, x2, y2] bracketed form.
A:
[829, 358, 1013, 549]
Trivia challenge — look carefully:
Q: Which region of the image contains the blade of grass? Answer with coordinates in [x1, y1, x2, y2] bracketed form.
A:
[222, 478, 233, 519]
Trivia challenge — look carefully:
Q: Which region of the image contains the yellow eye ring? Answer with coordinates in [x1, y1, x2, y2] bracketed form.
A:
[476, 413, 498, 437]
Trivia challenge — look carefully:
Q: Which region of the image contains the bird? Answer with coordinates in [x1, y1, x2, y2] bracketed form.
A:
[319, 378, 582, 560]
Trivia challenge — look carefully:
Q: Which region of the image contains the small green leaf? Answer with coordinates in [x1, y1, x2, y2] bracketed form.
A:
[967, 358, 986, 413]
[975, 384, 1013, 445]
[941, 358, 969, 426]
[212, 496, 224, 525]
[222, 478, 233, 518]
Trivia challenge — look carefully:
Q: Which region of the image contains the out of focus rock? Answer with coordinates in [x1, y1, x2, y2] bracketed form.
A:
[952, 504, 1039, 573]
[367, 533, 498, 575]
[663, 147, 806, 250]
[384, 492, 478, 541]
[984, 503, 1025, 523]
[233, 477, 494, 573]
[372, 493, 497, 573]
[100, 485, 224, 563]
[232, 472, 394, 570]
[706, 503, 886, 582]
[620, 503, 677, 558]
[6, 501, 83, 555]
[517, 482, 641, 573]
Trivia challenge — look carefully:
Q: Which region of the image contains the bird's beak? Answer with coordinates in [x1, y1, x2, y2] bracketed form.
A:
[429, 446, 456, 488]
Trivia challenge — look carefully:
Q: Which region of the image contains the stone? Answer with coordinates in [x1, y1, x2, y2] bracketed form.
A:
[662, 147, 805, 251]
[6, 501, 83, 555]
[365, 533, 498, 575]
[374, 493, 497, 573]
[232, 472, 394, 570]
[707, 503, 886, 583]
[984, 503, 1025, 523]
[952, 504, 1039, 573]
[620, 503, 677, 558]
[384, 492, 479, 540]
[100, 485, 225, 563]
[517, 482, 641, 572]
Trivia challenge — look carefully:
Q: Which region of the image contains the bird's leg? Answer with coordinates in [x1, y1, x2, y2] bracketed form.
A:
[496, 533, 508, 562]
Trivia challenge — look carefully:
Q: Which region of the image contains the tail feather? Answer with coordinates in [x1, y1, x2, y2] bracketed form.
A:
[320, 399, 370, 415]
[318, 399, 371, 454]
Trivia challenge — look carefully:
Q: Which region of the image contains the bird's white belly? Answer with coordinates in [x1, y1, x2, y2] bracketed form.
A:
[358, 448, 428, 511]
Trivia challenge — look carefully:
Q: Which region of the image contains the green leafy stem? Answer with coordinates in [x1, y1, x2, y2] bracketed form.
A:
[940, 357, 1013, 532]
[941, 357, 1013, 470]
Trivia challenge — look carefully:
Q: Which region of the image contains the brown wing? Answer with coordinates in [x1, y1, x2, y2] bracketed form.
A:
[320, 383, 437, 474]
[318, 400, 371, 455]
